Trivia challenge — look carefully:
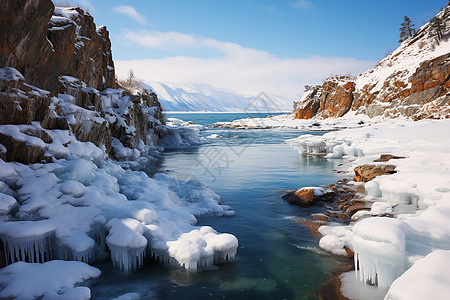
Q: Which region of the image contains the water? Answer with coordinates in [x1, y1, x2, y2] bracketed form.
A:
[91, 113, 344, 299]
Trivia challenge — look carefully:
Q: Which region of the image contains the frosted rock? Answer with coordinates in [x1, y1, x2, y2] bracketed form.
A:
[106, 218, 148, 272]
[0, 260, 100, 300]
[0, 220, 56, 264]
[352, 217, 408, 288]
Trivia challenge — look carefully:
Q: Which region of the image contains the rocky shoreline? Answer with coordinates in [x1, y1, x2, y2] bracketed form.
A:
[284, 154, 405, 299]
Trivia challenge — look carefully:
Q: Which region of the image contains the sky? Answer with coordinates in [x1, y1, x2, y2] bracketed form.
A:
[58, 0, 446, 100]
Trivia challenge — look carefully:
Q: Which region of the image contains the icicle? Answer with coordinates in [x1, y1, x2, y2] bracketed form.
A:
[108, 244, 146, 272]
[352, 217, 407, 289]
[0, 221, 56, 265]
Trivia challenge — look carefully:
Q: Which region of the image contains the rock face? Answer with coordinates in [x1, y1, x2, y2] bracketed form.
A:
[353, 164, 397, 183]
[295, 76, 354, 119]
[293, 6, 450, 120]
[0, 0, 165, 164]
[0, 1, 116, 94]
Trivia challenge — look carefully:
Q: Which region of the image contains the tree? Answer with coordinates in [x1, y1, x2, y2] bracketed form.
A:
[398, 16, 416, 43]
[430, 16, 445, 42]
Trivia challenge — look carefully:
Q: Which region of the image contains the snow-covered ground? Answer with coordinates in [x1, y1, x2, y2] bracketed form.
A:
[287, 118, 450, 299]
[143, 81, 293, 112]
[214, 112, 376, 131]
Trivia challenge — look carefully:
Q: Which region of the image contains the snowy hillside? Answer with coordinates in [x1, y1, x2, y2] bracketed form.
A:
[143, 81, 293, 112]
[294, 6, 450, 120]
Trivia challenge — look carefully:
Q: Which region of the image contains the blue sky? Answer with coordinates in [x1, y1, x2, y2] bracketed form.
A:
[61, 0, 446, 98]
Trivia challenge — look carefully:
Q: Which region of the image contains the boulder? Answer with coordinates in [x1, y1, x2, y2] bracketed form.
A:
[353, 164, 397, 182]
[282, 187, 336, 206]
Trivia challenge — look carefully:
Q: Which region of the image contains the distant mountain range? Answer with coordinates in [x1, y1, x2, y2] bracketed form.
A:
[142, 81, 293, 112]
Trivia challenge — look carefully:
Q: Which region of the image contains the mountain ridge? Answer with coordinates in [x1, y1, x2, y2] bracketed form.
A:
[143, 81, 293, 112]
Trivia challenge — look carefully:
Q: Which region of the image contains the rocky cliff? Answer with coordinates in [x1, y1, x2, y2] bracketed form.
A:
[294, 6, 450, 120]
[0, 0, 165, 163]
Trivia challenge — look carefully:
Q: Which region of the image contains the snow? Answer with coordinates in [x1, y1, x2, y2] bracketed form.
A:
[0, 192, 17, 214]
[143, 81, 292, 112]
[385, 250, 450, 300]
[0, 260, 100, 300]
[287, 117, 450, 296]
[215, 113, 373, 131]
[106, 218, 147, 272]
[0, 67, 25, 82]
[166, 226, 238, 270]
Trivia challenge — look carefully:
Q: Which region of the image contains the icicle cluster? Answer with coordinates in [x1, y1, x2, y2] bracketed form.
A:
[0, 221, 56, 264]
[352, 217, 408, 289]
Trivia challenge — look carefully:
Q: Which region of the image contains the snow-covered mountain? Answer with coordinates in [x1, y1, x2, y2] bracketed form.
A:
[143, 81, 293, 112]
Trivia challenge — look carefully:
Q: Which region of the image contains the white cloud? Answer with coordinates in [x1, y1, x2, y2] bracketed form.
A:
[290, 0, 312, 10]
[113, 5, 147, 24]
[115, 31, 375, 100]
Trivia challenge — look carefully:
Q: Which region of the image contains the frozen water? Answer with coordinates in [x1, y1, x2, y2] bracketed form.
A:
[352, 217, 408, 288]
[0, 220, 56, 264]
[106, 218, 147, 272]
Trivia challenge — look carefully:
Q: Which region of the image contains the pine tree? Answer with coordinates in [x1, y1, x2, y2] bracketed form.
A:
[398, 16, 416, 43]
[430, 16, 445, 42]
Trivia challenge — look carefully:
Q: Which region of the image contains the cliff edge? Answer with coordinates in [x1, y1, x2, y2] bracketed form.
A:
[0, 0, 165, 163]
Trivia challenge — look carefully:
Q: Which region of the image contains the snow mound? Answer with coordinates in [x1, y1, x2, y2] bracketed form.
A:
[385, 250, 450, 300]
[0, 260, 100, 300]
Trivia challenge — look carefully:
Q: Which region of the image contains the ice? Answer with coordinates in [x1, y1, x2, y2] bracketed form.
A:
[0, 260, 100, 300]
[106, 218, 148, 272]
[385, 250, 450, 300]
[113, 293, 141, 300]
[159, 126, 201, 148]
[166, 226, 238, 270]
[340, 271, 388, 300]
[0, 220, 56, 264]
[352, 217, 408, 288]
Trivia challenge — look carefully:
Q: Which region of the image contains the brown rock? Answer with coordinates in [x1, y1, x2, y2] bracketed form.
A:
[0, 0, 117, 95]
[282, 188, 336, 206]
[296, 219, 328, 236]
[373, 154, 405, 162]
[353, 164, 396, 182]
[294, 76, 354, 119]
[0, 131, 51, 164]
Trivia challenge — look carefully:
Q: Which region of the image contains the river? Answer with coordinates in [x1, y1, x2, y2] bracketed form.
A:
[91, 113, 345, 300]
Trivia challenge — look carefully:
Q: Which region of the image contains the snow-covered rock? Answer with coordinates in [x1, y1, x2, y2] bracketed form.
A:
[293, 6, 450, 120]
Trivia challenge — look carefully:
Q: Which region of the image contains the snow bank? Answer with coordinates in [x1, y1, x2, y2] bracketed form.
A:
[215, 113, 372, 130]
[303, 118, 450, 294]
[0, 154, 237, 274]
[352, 217, 408, 288]
[385, 250, 450, 300]
[0, 260, 100, 300]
